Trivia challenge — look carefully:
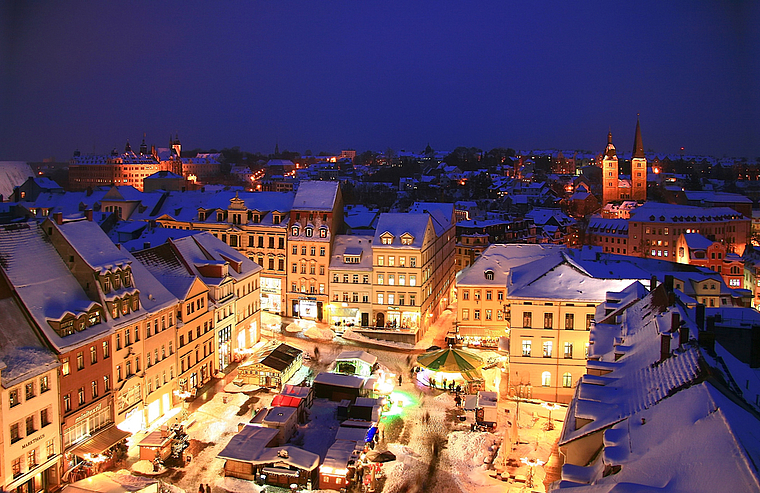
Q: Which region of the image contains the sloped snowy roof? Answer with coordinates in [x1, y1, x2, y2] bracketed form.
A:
[330, 236, 374, 271]
[0, 161, 33, 199]
[456, 243, 565, 287]
[132, 242, 197, 301]
[313, 372, 365, 389]
[0, 297, 60, 387]
[54, 218, 133, 275]
[0, 222, 112, 352]
[336, 350, 377, 366]
[291, 181, 339, 211]
[372, 213, 432, 249]
[630, 202, 746, 222]
[217, 424, 279, 462]
[682, 232, 715, 250]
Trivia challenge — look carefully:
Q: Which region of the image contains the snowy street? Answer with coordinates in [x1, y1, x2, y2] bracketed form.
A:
[117, 307, 562, 493]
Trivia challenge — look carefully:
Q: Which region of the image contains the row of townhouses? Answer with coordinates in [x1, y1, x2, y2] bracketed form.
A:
[0, 215, 261, 492]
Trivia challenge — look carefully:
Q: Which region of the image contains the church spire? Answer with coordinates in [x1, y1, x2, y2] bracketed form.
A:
[632, 115, 645, 159]
[604, 128, 616, 158]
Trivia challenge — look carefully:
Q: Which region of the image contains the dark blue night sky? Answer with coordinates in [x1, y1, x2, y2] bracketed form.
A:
[2, 1, 759, 161]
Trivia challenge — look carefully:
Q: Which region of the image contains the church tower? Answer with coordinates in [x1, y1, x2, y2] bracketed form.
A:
[602, 130, 619, 206]
[631, 116, 647, 201]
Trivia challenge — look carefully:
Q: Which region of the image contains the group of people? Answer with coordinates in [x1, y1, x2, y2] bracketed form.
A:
[428, 375, 462, 394]
[198, 484, 211, 493]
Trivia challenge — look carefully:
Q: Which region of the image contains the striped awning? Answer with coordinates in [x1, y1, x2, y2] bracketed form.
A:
[69, 424, 130, 457]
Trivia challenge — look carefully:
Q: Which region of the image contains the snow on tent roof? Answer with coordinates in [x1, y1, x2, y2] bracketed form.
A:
[292, 181, 339, 211]
[217, 425, 279, 462]
[253, 446, 320, 471]
[313, 372, 365, 389]
[64, 471, 159, 493]
[281, 384, 311, 399]
[336, 350, 377, 366]
[323, 440, 363, 469]
[0, 222, 111, 352]
[335, 425, 371, 443]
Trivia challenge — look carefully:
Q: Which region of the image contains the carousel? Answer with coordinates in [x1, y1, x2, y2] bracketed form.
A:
[415, 347, 485, 392]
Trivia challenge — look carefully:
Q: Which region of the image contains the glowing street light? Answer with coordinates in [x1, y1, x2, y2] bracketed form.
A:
[542, 402, 561, 430]
[520, 457, 545, 488]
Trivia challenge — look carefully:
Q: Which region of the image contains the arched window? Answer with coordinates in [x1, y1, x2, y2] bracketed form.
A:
[562, 372, 573, 388]
[291, 226, 299, 236]
[484, 270, 494, 280]
[305, 227, 313, 237]
[541, 371, 551, 387]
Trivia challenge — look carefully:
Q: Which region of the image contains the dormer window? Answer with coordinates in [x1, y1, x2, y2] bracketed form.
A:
[273, 214, 281, 224]
[103, 277, 111, 293]
[217, 212, 224, 221]
[292, 226, 299, 236]
[320, 227, 327, 238]
[380, 232, 394, 245]
[485, 270, 495, 281]
[400, 233, 414, 245]
[305, 227, 313, 237]
[344, 255, 360, 264]
[199, 212, 206, 221]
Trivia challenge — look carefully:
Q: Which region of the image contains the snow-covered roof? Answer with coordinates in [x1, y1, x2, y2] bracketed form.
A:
[0, 222, 111, 352]
[557, 282, 760, 491]
[372, 213, 432, 249]
[0, 297, 60, 388]
[132, 241, 197, 301]
[684, 190, 753, 204]
[330, 235, 374, 271]
[252, 445, 320, 471]
[217, 424, 279, 462]
[0, 161, 33, 199]
[456, 244, 565, 287]
[629, 202, 747, 222]
[53, 218, 133, 275]
[64, 471, 159, 493]
[336, 350, 377, 366]
[291, 181, 339, 211]
[682, 232, 715, 250]
[322, 439, 363, 470]
[313, 372, 365, 389]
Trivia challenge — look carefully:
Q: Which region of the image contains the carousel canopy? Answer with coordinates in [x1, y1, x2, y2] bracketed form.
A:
[416, 347, 484, 373]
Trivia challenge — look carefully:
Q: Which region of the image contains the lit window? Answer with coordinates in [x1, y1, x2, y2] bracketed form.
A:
[522, 340, 531, 357]
[541, 371, 551, 387]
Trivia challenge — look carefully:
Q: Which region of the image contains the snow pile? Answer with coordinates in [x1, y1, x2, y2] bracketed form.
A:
[130, 460, 157, 475]
[302, 325, 335, 340]
[217, 476, 265, 493]
[342, 329, 414, 349]
[447, 431, 499, 470]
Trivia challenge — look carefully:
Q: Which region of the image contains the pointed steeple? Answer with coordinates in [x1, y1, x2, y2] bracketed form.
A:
[125, 139, 132, 153]
[139, 133, 148, 155]
[632, 115, 645, 159]
[605, 129, 616, 158]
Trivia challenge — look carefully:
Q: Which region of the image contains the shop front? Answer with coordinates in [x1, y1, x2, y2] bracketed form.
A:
[261, 277, 282, 314]
[64, 422, 130, 483]
[292, 298, 322, 321]
[457, 326, 501, 349]
[329, 306, 361, 330]
[383, 308, 420, 330]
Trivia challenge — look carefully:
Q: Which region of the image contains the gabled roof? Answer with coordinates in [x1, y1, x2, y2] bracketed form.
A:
[0, 222, 110, 352]
[291, 181, 339, 211]
[372, 213, 432, 249]
[682, 232, 715, 250]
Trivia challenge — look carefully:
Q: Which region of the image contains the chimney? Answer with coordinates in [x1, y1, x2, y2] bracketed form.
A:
[650, 275, 658, 292]
[679, 315, 690, 346]
[664, 275, 674, 293]
[671, 312, 681, 333]
[699, 316, 716, 351]
[85, 209, 93, 221]
[54, 212, 63, 225]
[751, 324, 760, 369]
[695, 303, 705, 332]
[660, 334, 671, 362]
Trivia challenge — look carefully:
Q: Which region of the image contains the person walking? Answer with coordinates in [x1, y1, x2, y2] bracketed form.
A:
[398, 374, 402, 387]
[205, 484, 211, 493]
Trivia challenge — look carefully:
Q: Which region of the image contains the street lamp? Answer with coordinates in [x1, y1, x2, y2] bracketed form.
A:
[520, 457, 545, 488]
[542, 402, 561, 430]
